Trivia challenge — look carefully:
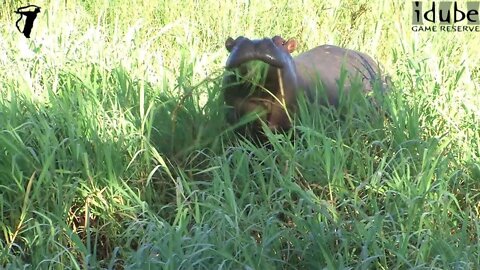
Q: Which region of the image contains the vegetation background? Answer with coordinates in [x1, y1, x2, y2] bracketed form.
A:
[1, 0, 479, 269]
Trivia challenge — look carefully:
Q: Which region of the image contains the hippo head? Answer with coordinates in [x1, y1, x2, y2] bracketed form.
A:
[222, 36, 301, 140]
[224, 36, 295, 69]
[224, 36, 299, 86]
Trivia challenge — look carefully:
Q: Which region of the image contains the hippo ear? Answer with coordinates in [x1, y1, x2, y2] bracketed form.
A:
[285, 39, 298, 53]
[226, 36, 246, 52]
[225, 37, 236, 52]
[272, 36, 285, 46]
[272, 36, 297, 54]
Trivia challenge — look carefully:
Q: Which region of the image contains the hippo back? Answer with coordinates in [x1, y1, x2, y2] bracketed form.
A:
[293, 45, 384, 106]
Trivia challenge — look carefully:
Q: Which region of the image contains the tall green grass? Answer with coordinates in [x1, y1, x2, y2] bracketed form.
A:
[1, 0, 479, 268]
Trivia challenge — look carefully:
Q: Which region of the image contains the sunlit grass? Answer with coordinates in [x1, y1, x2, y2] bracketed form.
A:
[1, 0, 479, 269]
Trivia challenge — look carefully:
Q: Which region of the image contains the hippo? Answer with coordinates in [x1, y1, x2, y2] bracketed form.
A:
[222, 35, 387, 140]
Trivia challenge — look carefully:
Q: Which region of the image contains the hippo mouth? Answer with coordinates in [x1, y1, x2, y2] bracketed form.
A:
[225, 37, 286, 69]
